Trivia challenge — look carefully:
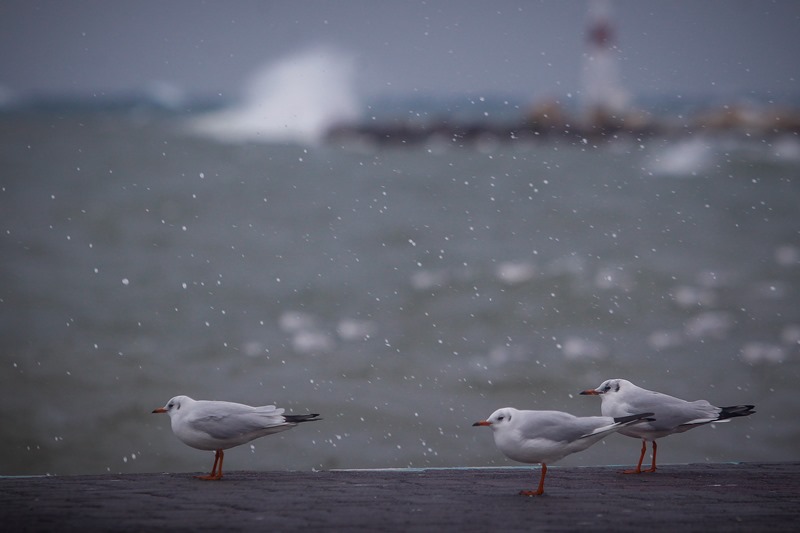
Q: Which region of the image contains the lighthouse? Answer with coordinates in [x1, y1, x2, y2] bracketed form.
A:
[581, 0, 632, 131]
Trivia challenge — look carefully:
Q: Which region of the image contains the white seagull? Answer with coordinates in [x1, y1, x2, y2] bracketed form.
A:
[580, 378, 755, 474]
[473, 408, 654, 495]
[152, 395, 321, 480]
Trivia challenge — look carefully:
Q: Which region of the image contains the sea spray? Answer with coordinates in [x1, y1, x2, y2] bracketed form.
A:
[188, 46, 361, 144]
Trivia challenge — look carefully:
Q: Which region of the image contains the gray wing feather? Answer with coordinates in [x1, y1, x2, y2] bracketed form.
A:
[622, 392, 721, 430]
[517, 411, 605, 443]
[188, 403, 288, 439]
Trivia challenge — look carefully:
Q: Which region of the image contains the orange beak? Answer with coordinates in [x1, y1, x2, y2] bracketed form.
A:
[472, 420, 492, 427]
[152, 407, 167, 414]
[579, 389, 600, 395]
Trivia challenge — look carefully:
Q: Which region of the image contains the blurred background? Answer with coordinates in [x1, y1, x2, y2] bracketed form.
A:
[1, 0, 798, 476]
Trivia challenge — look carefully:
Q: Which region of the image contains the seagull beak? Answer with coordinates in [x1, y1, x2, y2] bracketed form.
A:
[152, 407, 167, 414]
[579, 389, 600, 395]
[472, 420, 492, 427]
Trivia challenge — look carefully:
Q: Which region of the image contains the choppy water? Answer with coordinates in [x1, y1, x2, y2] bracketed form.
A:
[1, 108, 798, 476]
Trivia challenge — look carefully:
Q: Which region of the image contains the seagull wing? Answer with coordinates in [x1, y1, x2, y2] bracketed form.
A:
[623, 391, 721, 430]
[188, 401, 289, 440]
[516, 411, 598, 443]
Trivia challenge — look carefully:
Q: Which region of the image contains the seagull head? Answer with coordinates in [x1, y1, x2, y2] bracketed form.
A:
[580, 378, 631, 397]
[152, 395, 192, 417]
[473, 407, 517, 430]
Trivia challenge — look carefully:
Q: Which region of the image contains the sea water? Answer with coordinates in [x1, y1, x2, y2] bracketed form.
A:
[1, 54, 798, 476]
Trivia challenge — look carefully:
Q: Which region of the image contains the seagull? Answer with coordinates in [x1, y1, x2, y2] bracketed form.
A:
[580, 378, 755, 474]
[152, 395, 321, 480]
[473, 408, 654, 495]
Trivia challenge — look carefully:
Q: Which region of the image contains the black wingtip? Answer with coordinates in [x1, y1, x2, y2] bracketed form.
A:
[284, 413, 323, 423]
[718, 405, 756, 420]
[613, 412, 655, 424]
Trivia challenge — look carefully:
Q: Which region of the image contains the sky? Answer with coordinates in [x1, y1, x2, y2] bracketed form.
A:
[1, 0, 799, 104]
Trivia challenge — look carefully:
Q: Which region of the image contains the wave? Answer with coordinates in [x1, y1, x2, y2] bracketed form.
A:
[186, 46, 361, 144]
[647, 138, 715, 177]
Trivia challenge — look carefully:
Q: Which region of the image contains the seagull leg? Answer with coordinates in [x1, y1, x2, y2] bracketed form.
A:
[196, 449, 224, 481]
[217, 450, 224, 479]
[211, 450, 220, 476]
[643, 441, 657, 473]
[519, 463, 546, 496]
[623, 440, 647, 474]
[195, 450, 220, 480]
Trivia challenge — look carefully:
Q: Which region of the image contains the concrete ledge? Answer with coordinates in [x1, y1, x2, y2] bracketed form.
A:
[2, 462, 798, 531]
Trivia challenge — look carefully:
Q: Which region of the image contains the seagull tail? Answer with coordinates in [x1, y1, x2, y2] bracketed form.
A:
[283, 413, 322, 424]
[717, 405, 755, 420]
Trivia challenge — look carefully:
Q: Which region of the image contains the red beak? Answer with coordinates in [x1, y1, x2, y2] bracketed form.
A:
[152, 407, 167, 414]
[579, 389, 600, 395]
[472, 420, 492, 427]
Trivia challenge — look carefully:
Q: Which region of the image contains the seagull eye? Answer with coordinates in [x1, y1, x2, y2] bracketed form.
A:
[497, 416, 504, 421]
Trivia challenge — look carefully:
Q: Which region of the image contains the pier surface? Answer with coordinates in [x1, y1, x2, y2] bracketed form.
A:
[2, 462, 798, 531]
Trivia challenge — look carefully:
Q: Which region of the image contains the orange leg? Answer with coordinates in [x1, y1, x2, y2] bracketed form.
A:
[519, 463, 547, 496]
[196, 449, 224, 480]
[623, 440, 658, 474]
[644, 441, 657, 473]
[623, 440, 647, 474]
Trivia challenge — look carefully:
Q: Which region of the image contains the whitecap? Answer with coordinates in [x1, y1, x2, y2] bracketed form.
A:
[648, 138, 714, 177]
[279, 311, 317, 333]
[495, 261, 536, 285]
[292, 330, 335, 355]
[647, 329, 684, 351]
[561, 337, 609, 361]
[684, 311, 734, 340]
[337, 318, 376, 341]
[740, 342, 786, 365]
